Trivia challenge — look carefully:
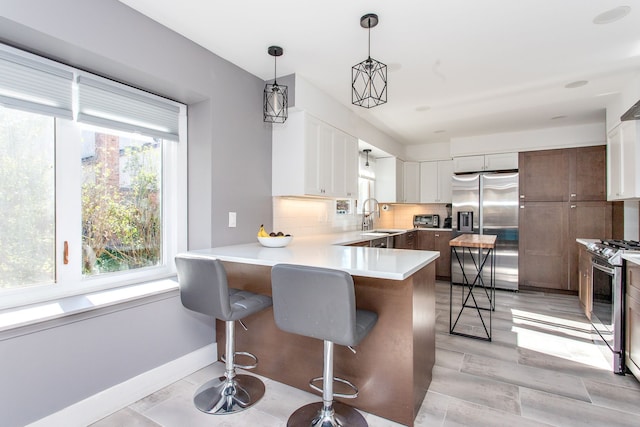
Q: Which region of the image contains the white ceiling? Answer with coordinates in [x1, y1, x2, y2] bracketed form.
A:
[118, 0, 640, 146]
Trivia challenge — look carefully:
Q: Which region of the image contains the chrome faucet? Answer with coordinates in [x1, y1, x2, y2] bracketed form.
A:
[361, 198, 380, 231]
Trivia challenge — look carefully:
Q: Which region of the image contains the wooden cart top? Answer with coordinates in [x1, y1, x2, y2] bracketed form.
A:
[449, 234, 497, 249]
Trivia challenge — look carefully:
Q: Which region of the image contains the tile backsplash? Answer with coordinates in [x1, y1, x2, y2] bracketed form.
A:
[273, 197, 450, 236]
[377, 203, 450, 229]
[273, 197, 360, 236]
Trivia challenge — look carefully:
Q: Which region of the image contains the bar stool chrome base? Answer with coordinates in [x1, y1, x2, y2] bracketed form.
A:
[193, 374, 266, 415]
[287, 401, 367, 427]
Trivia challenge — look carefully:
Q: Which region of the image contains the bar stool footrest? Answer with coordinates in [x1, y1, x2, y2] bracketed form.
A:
[309, 376, 359, 399]
[220, 351, 258, 370]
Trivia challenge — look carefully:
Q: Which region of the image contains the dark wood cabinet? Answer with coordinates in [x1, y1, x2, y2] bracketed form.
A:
[417, 230, 434, 251]
[627, 264, 640, 380]
[417, 230, 451, 279]
[519, 149, 571, 202]
[573, 146, 607, 201]
[520, 200, 611, 292]
[395, 231, 416, 249]
[519, 201, 569, 290]
[434, 231, 452, 279]
[578, 244, 592, 318]
[519, 146, 610, 292]
[519, 145, 606, 203]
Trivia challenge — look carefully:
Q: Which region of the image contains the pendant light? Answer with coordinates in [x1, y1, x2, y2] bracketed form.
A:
[263, 46, 288, 123]
[352, 13, 387, 108]
[363, 149, 372, 167]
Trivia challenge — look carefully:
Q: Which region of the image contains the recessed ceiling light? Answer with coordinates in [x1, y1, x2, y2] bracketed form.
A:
[565, 80, 588, 89]
[551, 115, 567, 120]
[415, 105, 431, 112]
[434, 129, 446, 134]
[593, 6, 631, 24]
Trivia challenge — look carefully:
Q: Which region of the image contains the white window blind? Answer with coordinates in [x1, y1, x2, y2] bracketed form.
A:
[0, 45, 73, 119]
[77, 74, 181, 140]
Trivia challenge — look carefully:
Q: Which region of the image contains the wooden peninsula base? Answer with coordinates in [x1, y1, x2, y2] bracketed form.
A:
[217, 261, 436, 427]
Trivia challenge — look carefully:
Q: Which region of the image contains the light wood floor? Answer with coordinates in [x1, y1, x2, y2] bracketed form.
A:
[91, 282, 640, 426]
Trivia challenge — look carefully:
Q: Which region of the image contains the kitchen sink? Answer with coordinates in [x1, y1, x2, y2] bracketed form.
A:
[360, 232, 392, 237]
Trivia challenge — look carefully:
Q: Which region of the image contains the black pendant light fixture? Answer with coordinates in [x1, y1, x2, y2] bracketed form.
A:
[363, 149, 372, 167]
[352, 13, 387, 108]
[263, 46, 288, 123]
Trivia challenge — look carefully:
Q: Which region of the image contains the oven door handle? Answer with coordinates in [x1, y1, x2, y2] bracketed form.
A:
[592, 261, 615, 276]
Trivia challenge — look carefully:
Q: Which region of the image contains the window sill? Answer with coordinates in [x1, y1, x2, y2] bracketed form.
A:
[0, 278, 179, 335]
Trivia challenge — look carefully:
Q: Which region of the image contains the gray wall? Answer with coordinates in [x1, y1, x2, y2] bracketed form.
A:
[0, 0, 272, 425]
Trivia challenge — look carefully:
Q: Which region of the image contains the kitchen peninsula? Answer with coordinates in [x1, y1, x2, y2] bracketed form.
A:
[186, 232, 439, 426]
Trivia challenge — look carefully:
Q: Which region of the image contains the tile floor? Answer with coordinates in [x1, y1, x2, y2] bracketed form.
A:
[91, 282, 640, 426]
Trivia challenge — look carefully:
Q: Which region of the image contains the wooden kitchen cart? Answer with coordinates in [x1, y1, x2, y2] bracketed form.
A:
[449, 234, 497, 341]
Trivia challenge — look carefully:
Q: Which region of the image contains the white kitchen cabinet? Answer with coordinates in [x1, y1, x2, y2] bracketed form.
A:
[608, 121, 640, 200]
[403, 161, 420, 203]
[341, 131, 359, 198]
[376, 157, 404, 202]
[453, 152, 518, 173]
[420, 160, 453, 203]
[272, 111, 358, 198]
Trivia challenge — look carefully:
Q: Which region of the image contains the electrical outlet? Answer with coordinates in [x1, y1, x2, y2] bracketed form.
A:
[228, 212, 236, 227]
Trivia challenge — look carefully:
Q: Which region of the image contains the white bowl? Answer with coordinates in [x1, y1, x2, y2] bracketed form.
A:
[258, 235, 293, 248]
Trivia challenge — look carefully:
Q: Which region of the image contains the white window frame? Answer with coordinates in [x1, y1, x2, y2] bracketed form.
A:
[0, 46, 187, 311]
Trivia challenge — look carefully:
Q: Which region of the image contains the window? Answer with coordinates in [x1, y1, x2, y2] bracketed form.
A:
[81, 129, 163, 276]
[0, 108, 55, 289]
[0, 43, 187, 310]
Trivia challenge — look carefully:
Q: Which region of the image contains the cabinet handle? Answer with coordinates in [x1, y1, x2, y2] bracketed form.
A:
[520, 205, 525, 209]
[520, 195, 525, 199]
[435, 234, 440, 237]
[570, 193, 577, 198]
[570, 205, 576, 209]
[63, 241, 69, 265]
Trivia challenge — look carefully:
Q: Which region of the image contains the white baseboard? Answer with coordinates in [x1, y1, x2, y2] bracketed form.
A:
[27, 344, 217, 427]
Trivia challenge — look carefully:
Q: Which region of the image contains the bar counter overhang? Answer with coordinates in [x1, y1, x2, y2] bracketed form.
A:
[185, 232, 439, 426]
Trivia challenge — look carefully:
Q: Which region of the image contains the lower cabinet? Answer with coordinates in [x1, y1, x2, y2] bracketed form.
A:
[568, 201, 612, 291]
[519, 201, 611, 292]
[417, 230, 451, 279]
[395, 231, 416, 250]
[519, 202, 569, 290]
[578, 244, 592, 318]
[627, 263, 640, 380]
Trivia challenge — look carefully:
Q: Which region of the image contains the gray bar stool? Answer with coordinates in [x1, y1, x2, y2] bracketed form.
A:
[271, 264, 378, 427]
[175, 255, 272, 415]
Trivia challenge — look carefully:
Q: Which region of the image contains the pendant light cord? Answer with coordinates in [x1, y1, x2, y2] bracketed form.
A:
[368, 16, 372, 60]
[273, 54, 278, 86]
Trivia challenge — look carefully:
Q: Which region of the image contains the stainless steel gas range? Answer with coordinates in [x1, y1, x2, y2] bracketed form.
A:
[586, 239, 640, 374]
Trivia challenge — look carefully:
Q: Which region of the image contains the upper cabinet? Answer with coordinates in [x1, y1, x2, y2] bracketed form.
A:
[420, 160, 453, 203]
[403, 161, 420, 203]
[574, 145, 607, 202]
[453, 152, 518, 173]
[608, 121, 640, 201]
[272, 111, 358, 198]
[376, 157, 404, 203]
[519, 146, 606, 203]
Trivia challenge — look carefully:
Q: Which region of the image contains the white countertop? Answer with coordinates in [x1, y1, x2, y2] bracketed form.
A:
[623, 253, 640, 266]
[186, 231, 439, 281]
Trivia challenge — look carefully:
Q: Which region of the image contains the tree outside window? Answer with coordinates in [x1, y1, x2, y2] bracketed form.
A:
[81, 131, 162, 276]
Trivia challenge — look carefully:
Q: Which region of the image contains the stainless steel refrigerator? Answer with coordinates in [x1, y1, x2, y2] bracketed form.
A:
[451, 172, 519, 291]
